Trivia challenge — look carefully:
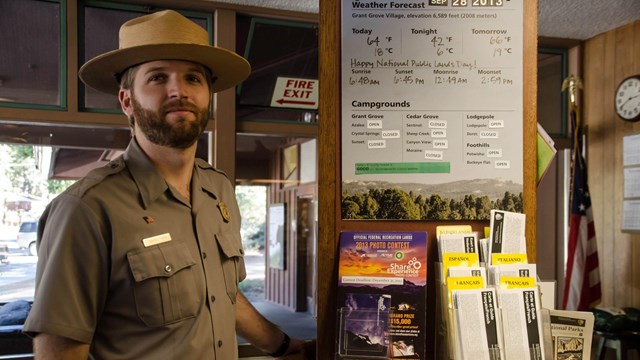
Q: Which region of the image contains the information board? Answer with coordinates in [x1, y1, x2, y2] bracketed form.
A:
[341, 0, 524, 220]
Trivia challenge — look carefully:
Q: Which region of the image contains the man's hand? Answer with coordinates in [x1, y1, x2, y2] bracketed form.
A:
[235, 291, 308, 357]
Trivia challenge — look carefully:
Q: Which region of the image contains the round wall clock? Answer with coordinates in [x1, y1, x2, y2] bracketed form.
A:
[615, 74, 640, 122]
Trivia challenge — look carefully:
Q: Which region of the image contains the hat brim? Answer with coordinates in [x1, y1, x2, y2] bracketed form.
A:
[79, 44, 251, 94]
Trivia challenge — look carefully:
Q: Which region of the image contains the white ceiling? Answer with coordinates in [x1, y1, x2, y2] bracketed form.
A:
[214, 0, 640, 40]
[538, 0, 640, 40]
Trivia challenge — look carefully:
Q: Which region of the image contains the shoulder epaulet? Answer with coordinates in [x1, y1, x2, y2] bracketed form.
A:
[195, 158, 230, 180]
[65, 157, 126, 197]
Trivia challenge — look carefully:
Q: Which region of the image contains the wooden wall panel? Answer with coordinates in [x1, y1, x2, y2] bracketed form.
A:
[614, 24, 634, 306]
[583, 19, 640, 308]
[585, 34, 608, 304]
[633, 20, 640, 307]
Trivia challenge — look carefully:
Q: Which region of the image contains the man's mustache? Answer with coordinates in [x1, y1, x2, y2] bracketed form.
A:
[162, 100, 200, 114]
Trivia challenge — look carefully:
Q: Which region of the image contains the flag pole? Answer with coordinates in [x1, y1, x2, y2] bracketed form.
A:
[561, 75, 602, 310]
[561, 75, 583, 204]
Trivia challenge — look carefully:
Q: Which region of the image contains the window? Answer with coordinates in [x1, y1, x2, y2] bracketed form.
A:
[236, 16, 318, 123]
[538, 48, 568, 138]
[0, 153, 68, 301]
[0, 0, 63, 108]
[236, 185, 267, 301]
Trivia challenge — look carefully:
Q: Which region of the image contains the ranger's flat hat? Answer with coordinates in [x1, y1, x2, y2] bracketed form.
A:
[79, 10, 251, 94]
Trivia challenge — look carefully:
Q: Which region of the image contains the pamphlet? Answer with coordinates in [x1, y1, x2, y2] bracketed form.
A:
[498, 288, 545, 360]
[336, 231, 428, 359]
[488, 263, 537, 286]
[452, 288, 503, 360]
[442, 253, 480, 284]
[548, 309, 594, 360]
[436, 225, 473, 238]
[537, 122, 557, 184]
[489, 210, 527, 264]
[448, 266, 487, 283]
[437, 232, 479, 262]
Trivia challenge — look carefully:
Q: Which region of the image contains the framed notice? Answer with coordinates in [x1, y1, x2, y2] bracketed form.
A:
[268, 203, 286, 269]
[282, 144, 299, 188]
[340, 0, 524, 220]
[622, 133, 640, 232]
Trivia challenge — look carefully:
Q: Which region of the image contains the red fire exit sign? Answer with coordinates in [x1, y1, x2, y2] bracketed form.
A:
[270, 77, 319, 109]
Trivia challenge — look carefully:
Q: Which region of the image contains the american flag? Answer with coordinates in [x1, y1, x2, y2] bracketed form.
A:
[562, 104, 601, 311]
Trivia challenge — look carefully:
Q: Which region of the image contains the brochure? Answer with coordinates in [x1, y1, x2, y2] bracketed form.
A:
[537, 122, 557, 184]
[336, 231, 428, 359]
[437, 232, 479, 262]
[452, 288, 504, 360]
[488, 263, 537, 286]
[548, 309, 594, 360]
[497, 288, 545, 360]
[489, 210, 527, 265]
[448, 266, 487, 283]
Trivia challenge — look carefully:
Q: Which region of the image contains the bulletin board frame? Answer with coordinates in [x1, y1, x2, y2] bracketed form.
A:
[317, 0, 538, 358]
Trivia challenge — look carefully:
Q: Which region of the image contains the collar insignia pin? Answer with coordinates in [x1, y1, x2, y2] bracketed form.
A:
[218, 202, 231, 223]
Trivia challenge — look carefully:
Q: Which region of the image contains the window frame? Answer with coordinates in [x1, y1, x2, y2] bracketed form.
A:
[0, 0, 67, 111]
[77, 1, 214, 114]
[538, 46, 569, 139]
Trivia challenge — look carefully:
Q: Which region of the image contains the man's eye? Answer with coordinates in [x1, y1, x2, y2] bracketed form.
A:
[188, 75, 203, 83]
[149, 74, 166, 82]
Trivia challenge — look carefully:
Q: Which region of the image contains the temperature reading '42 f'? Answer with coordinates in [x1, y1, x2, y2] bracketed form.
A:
[431, 36, 454, 56]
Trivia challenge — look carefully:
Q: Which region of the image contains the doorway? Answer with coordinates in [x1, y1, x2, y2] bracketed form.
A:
[296, 195, 317, 315]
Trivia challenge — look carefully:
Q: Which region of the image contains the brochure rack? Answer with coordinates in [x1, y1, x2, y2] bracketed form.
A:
[435, 211, 595, 360]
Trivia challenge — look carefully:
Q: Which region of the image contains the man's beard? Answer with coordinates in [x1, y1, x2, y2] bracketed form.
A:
[130, 93, 209, 149]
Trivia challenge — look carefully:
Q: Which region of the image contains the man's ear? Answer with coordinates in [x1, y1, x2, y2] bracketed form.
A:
[119, 88, 133, 117]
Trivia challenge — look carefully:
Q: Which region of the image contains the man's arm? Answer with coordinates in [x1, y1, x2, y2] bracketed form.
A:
[33, 333, 90, 360]
[235, 292, 305, 357]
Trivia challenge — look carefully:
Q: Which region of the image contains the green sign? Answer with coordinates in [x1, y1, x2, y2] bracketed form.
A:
[355, 162, 450, 175]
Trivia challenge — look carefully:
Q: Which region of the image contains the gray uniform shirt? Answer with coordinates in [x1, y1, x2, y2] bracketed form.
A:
[24, 139, 246, 359]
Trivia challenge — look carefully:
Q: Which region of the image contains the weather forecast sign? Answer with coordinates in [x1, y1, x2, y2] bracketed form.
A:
[336, 231, 427, 359]
[270, 76, 318, 109]
[340, 0, 525, 220]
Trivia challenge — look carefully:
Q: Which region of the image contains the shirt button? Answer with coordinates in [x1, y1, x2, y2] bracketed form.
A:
[202, 252, 207, 259]
[210, 295, 216, 302]
[164, 265, 172, 273]
[218, 340, 223, 347]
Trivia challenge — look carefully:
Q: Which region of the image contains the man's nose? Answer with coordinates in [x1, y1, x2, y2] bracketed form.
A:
[167, 77, 189, 98]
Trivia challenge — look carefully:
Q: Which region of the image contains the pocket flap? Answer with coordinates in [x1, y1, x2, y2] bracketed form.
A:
[215, 231, 244, 259]
[127, 241, 196, 282]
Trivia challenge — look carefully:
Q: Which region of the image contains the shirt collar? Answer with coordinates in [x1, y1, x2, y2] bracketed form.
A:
[194, 158, 219, 200]
[123, 139, 219, 208]
[123, 138, 168, 209]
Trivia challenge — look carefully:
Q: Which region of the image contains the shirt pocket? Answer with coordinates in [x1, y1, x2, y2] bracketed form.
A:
[215, 231, 245, 304]
[127, 241, 201, 327]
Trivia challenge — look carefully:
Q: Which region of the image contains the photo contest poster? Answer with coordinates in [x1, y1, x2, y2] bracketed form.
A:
[336, 231, 428, 359]
[340, 0, 525, 220]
